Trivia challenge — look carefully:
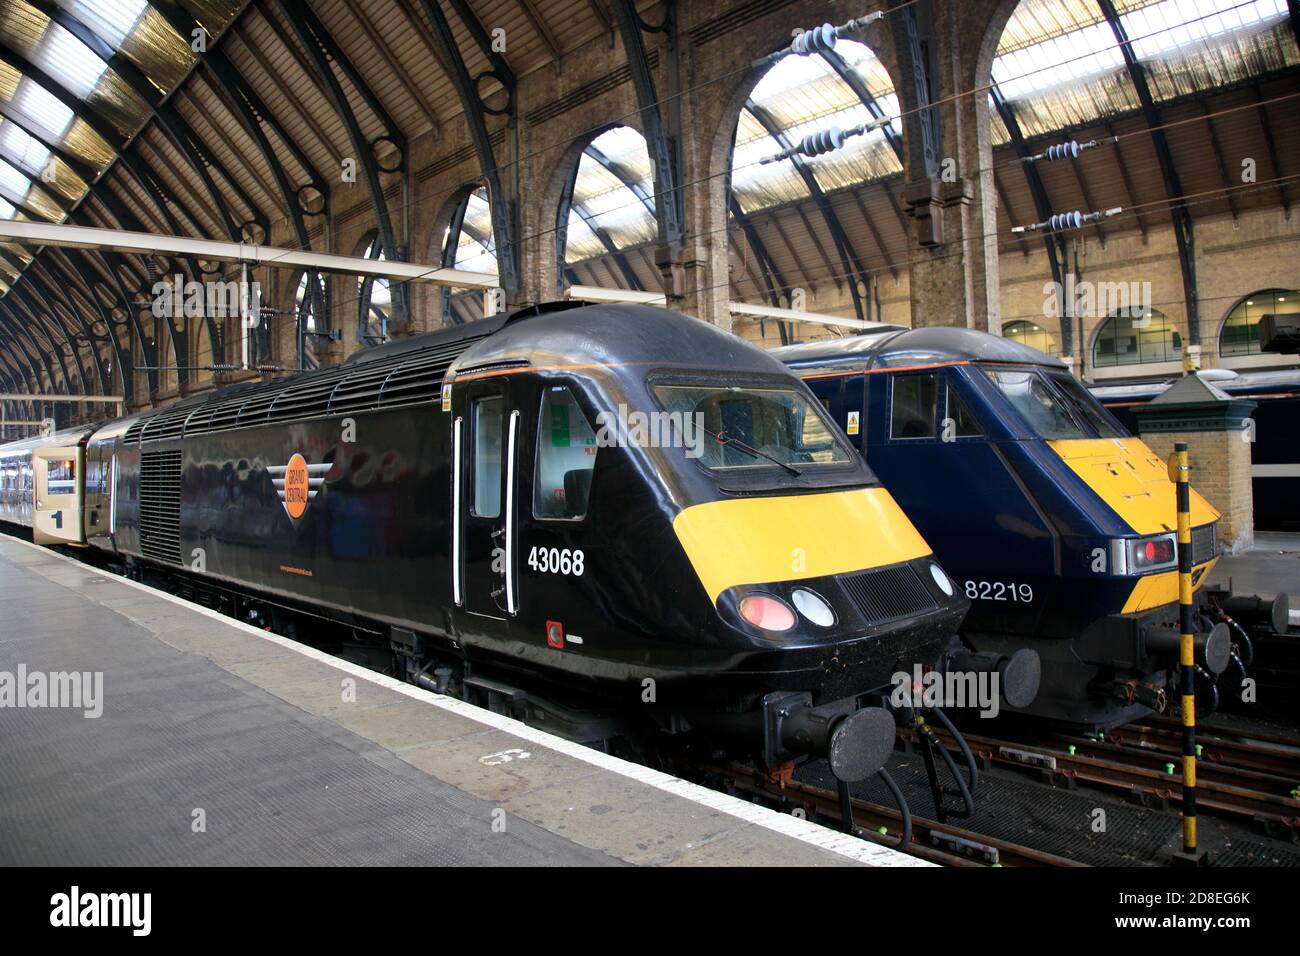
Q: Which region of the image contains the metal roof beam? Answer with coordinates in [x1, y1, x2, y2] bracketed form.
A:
[612, 0, 684, 253]
[1096, 0, 1199, 344]
[991, 84, 1068, 348]
[419, 0, 520, 299]
[746, 100, 869, 323]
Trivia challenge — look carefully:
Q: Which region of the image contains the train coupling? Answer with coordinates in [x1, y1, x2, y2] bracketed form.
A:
[1144, 622, 1231, 675]
[1210, 591, 1290, 635]
[1106, 677, 1168, 713]
[761, 692, 896, 783]
[945, 646, 1042, 709]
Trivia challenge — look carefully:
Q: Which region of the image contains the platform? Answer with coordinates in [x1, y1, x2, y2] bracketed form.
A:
[0, 536, 917, 867]
[1207, 532, 1300, 623]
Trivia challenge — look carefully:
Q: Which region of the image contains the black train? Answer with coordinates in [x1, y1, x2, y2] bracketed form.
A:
[26, 302, 970, 782]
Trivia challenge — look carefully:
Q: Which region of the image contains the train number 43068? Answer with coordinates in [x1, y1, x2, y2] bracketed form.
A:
[527, 546, 585, 576]
[964, 580, 1033, 602]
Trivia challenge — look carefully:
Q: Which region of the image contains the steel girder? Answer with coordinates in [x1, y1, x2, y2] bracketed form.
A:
[746, 100, 870, 324]
[891, 0, 943, 180]
[8, 283, 80, 392]
[29, 259, 112, 394]
[990, 86, 1069, 350]
[150, 0, 330, 344]
[0, 41, 204, 385]
[19, 275, 92, 393]
[1096, 0, 1199, 343]
[420, 0, 521, 300]
[440, 192, 471, 323]
[275, 0, 411, 335]
[821, 48, 905, 164]
[554, 154, 643, 292]
[611, 0, 683, 254]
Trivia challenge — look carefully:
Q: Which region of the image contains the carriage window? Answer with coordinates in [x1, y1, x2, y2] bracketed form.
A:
[947, 389, 983, 437]
[472, 396, 504, 517]
[891, 373, 938, 439]
[535, 386, 598, 520]
[46, 459, 76, 496]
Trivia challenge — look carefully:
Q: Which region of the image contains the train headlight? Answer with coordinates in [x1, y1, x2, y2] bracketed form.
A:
[929, 562, 954, 596]
[1115, 533, 1178, 575]
[791, 588, 836, 627]
[739, 594, 796, 631]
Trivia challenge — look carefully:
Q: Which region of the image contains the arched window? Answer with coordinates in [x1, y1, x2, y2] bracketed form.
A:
[1092, 307, 1181, 368]
[559, 127, 655, 289]
[356, 234, 390, 347]
[433, 187, 497, 325]
[294, 271, 325, 370]
[1220, 289, 1299, 357]
[1002, 320, 1056, 356]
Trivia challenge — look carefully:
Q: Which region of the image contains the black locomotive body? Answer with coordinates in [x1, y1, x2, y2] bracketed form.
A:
[27, 303, 969, 774]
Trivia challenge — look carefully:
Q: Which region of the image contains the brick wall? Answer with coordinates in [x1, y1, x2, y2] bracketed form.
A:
[1138, 429, 1255, 554]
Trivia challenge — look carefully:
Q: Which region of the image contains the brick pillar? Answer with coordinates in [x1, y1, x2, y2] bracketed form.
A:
[1130, 375, 1258, 554]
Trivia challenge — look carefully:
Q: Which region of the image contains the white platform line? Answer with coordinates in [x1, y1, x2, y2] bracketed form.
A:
[1, 536, 929, 868]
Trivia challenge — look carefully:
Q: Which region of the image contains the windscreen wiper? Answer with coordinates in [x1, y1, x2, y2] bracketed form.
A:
[705, 428, 801, 476]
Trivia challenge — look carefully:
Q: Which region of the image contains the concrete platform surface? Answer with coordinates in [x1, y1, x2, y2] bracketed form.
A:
[0, 536, 920, 867]
[1208, 532, 1299, 620]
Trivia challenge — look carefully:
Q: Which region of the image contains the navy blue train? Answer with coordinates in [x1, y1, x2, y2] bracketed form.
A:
[775, 327, 1287, 729]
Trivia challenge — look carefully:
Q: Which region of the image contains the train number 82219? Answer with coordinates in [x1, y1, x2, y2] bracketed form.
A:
[964, 580, 1034, 602]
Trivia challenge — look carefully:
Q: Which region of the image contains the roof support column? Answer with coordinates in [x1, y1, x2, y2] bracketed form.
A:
[891, 0, 1001, 333]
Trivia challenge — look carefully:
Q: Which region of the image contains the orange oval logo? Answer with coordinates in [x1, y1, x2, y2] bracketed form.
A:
[283, 453, 310, 520]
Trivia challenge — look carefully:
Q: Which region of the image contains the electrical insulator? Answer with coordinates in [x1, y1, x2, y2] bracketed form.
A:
[1049, 211, 1084, 231]
[1045, 141, 1081, 161]
[801, 128, 844, 157]
[791, 23, 837, 55]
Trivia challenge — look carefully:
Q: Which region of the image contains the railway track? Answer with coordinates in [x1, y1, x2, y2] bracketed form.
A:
[907, 723, 1300, 834]
[702, 762, 1085, 868]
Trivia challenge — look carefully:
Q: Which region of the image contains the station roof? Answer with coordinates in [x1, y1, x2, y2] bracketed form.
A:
[0, 0, 1295, 392]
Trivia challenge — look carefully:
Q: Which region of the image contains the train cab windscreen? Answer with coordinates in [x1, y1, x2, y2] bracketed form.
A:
[653, 383, 854, 473]
[982, 367, 1125, 440]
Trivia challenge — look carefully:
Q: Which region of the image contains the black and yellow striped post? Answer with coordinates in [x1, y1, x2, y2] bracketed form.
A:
[1172, 441, 1206, 863]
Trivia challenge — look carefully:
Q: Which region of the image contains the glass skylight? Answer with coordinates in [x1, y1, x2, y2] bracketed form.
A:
[39, 22, 109, 100]
[0, 195, 15, 219]
[0, 158, 31, 203]
[12, 78, 74, 140]
[0, 121, 50, 177]
[993, 0, 1290, 103]
[66, 0, 151, 50]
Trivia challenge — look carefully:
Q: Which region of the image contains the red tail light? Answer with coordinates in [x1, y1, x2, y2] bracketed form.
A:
[739, 595, 796, 631]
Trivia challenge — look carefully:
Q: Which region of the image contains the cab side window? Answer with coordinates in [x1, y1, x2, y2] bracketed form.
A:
[46, 458, 76, 496]
[472, 396, 503, 518]
[891, 373, 938, 439]
[947, 387, 983, 437]
[534, 386, 598, 520]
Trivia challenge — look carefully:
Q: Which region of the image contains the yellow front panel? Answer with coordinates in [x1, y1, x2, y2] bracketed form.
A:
[1120, 558, 1218, 614]
[1048, 438, 1220, 535]
[672, 487, 932, 603]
